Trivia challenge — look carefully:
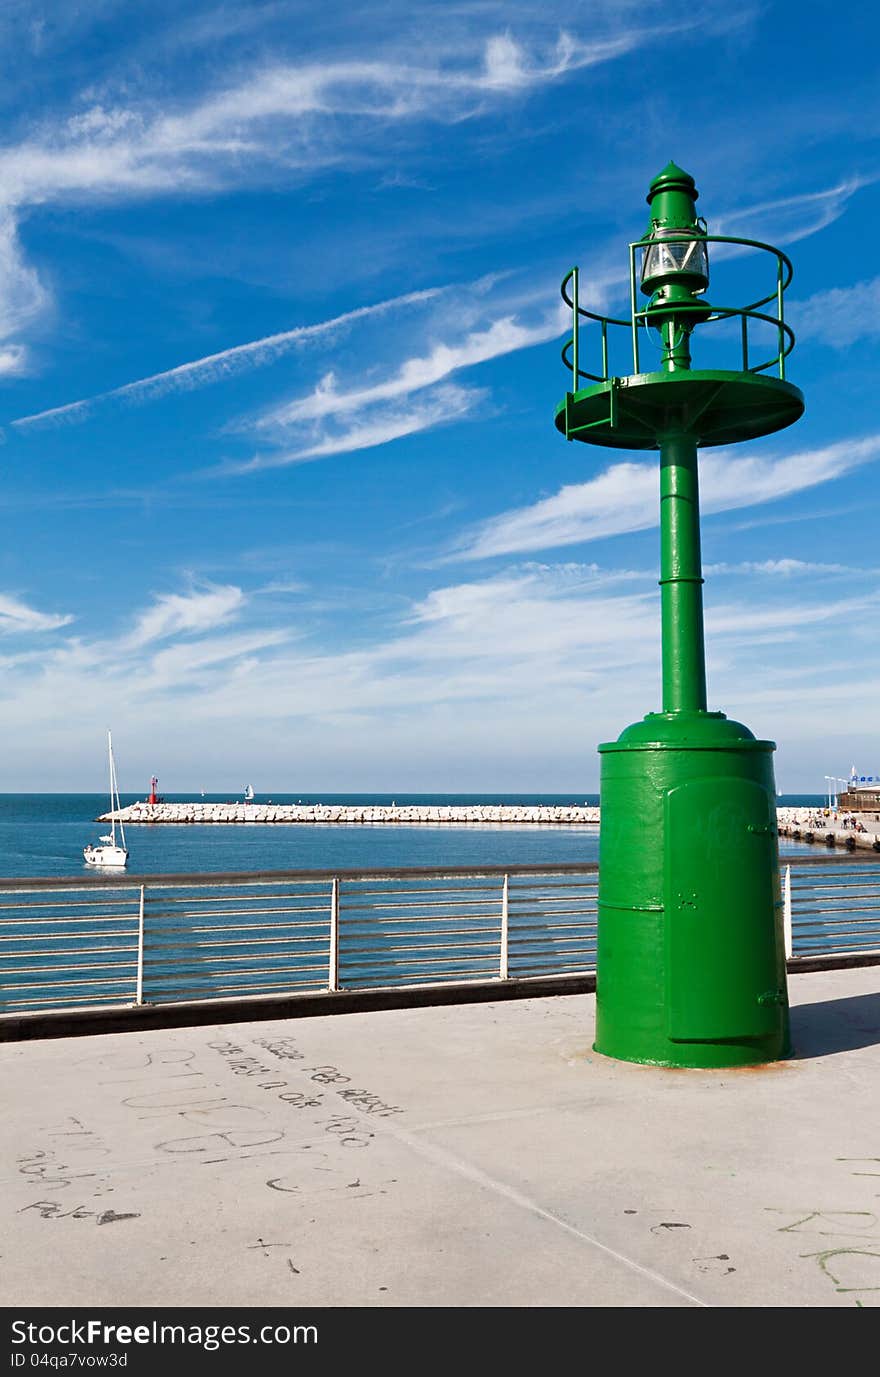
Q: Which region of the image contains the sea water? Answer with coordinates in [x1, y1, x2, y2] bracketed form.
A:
[0, 792, 829, 879]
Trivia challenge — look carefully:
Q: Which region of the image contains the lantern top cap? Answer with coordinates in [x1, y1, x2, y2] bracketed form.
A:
[646, 162, 699, 206]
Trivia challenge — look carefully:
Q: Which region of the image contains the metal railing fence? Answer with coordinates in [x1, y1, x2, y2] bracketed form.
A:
[1, 858, 877, 1019]
[0, 864, 599, 1015]
[561, 235, 795, 394]
[786, 858, 880, 960]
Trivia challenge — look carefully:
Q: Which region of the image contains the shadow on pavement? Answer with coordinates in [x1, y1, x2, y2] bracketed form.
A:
[791, 992, 880, 1058]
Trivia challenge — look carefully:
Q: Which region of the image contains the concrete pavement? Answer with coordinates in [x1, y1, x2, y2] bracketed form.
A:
[3, 968, 880, 1307]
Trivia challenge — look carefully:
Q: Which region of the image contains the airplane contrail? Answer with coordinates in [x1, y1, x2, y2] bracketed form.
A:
[12, 286, 443, 431]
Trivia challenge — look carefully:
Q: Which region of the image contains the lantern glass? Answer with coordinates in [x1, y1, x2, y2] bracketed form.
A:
[641, 232, 709, 291]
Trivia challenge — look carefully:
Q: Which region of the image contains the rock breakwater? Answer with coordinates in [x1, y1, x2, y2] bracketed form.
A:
[99, 802, 602, 826]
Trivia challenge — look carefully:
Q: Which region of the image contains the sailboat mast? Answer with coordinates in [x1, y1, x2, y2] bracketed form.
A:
[112, 734, 126, 851]
[108, 730, 116, 848]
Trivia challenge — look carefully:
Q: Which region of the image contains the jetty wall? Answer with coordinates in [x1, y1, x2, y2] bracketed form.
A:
[100, 802, 600, 826]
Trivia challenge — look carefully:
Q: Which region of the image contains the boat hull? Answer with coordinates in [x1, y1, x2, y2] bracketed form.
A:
[83, 847, 128, 868]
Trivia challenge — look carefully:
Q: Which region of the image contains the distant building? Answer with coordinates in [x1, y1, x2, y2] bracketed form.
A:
[839, 770, 880, 811]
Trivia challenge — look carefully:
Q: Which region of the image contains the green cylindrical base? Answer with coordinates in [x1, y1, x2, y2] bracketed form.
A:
[595, 711, 790, 1068]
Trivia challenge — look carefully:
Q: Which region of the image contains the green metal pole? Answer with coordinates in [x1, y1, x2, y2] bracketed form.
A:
[659, 430, 707, 715]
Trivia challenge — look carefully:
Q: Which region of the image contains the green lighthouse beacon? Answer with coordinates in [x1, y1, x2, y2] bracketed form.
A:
[555, 164, 804, 1067]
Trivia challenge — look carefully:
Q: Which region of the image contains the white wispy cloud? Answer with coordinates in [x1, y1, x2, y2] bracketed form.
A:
[707, 590, 880, 637]
[395, 565, 659, 666]
[255, 308, 565, 432]
[122, 583, 246, 650]
[0, 346, 27, 375]
[717, 175, 880, 247]
[791, 274, 880, 349]
[0, 21, 691, 369]
[12, 286, 443, 430]
[0, 592, 73, 634]
[2, 26, 868, 405]
[1, 557, 876, 789]
[12, 580, 292, 717]
[144, 627, 290, 689]
[0, 210, 51, 375]
[235, 289, 565, 465]
[231, 382, 485, 472]
[704, 558, 866, 577]
[451, 435, 880, 561]
[0, 32, 658, 210]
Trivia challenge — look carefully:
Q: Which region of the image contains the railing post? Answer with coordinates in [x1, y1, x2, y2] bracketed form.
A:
[571, 266, 579, 392]
[499, 874, 509, 980]
[329, 877, 339, 991]
[777, 258, 785, 380]
[630, 244, 640, 374]
[783, 864, 792, 961]
[135, 884, 145, 1006]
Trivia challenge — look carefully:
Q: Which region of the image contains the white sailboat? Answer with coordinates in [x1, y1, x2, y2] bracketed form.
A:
[84, 732, 129, 868]
[244, 784, 255, 801]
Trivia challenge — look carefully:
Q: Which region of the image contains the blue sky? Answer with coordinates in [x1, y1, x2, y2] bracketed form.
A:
[0, 0, 877, 793]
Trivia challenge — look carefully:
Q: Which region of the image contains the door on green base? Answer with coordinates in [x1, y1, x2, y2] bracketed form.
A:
[664, 776, 785, 1042]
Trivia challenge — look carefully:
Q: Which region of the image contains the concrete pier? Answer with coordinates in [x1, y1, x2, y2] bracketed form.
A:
[776, 806, 880, 853]
[4, 967, 880, 1307]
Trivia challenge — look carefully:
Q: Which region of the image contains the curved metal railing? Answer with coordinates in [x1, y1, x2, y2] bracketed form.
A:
[561, 234, 797, 392]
